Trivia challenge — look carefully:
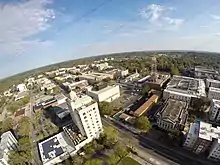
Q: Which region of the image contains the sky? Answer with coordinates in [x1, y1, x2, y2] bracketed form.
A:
[1, 0, 220, 78]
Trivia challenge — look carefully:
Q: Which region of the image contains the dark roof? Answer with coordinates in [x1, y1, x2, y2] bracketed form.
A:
[41, 137, 64, 160]
[14, 108, 25, 117]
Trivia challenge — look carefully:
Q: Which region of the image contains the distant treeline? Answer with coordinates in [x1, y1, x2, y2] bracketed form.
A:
[1, 51, 220, 93]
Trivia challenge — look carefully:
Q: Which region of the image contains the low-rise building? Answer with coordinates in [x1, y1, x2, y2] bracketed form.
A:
[38, 132, 76, 165]
[78, 72, 114, 83]
[34, 95, 57, 111]
[163, 75, 206, 102]
[0, 131, 18, 165]
[133, 94, 159, 117]
[208, 87, 220, 100]
[14, 106, 28, 122]
[209, 99, 220, 122]
[206, 79, 220, 88]
[116, 69, 129, 78]
[16, 83, 27, 92]
[87, 85, 120, 102]
[63, 80, 88, 90]
[125, 71, 140, 82]
[194, 66, 219, 79]
[156, 99, 188, 131]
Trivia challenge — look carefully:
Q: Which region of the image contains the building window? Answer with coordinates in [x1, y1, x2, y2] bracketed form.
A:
[84, 116, 87, 119]
[83, 112, 86, 116]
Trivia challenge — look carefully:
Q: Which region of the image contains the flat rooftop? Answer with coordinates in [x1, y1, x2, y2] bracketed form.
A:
[212, 99, 220, 107]
[90, 85, 119, 95]
[165, 75, 206, 97]
[69, 95, 96, 111]
[63, 123, 87, 146]
[198, 121, 220, 142]
[207, 79, 220, 83]
[160, 99, 187, 121]
[209, 87, 220, 92]
[38, 132, 75, 164]
[195, 66, 218, 74]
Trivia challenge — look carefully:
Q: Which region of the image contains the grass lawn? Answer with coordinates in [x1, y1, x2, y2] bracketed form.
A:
[118, 157, 140, 165]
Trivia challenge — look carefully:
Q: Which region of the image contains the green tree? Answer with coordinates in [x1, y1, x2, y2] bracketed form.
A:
[101, 126, 119, 148]
[115, 145, 128, 159]
[84, 158, 103, 165]
[170, 65, 180, 75]
[135, 116, 150, 132]
[73, 155, 84, 165]
[9, 137, 33, 165]
[141, 85, 150, 96]
[1, 117, 13, 132]
[7, 104, 19, 114]
[52, 87, 61, 94]
[98, 101, 113, 116]
[106, 154, 120, 165]
[17, 117, 31, 137]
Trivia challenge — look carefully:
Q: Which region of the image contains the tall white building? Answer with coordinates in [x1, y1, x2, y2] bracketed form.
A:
[67, 95, 103, 142]
[208, 87, 220, 100]
[87, 85, 120, 102]
[209, 99, 220, 122]
[0, 131, 18, 165]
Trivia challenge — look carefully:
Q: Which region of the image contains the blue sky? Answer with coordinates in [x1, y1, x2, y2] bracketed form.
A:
[1, 0, 220, 78]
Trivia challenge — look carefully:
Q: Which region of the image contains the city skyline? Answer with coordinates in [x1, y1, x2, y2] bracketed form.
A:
[1, 0, 220, 78]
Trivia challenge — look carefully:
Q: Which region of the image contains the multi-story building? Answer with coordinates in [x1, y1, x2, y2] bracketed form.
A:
[183, 122, 200, 149]
[87, 85, 120, 102]
[67, 95, 103, 141]
[208, 87, 220, 100]
[163, 75, 206, 102]
[0, 131, 18, 165]
[183, 121, 220, 161]
[156, 99, 188, 131]
[209, 99, 220, 122]
[206, 79, 220, 89]
[194, 66, 219, 79]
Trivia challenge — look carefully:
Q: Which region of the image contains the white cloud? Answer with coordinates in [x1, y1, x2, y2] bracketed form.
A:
[210, 14, 220, 20]
[140, 4, 165, 22]
[0, 0, 55, 55]
[140, 4, 184, 28]
[163, 17, 184, 27]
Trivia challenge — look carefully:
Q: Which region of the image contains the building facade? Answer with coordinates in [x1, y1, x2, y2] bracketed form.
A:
[156, 99, 188, 132]
[183, 121, 220, 161]
[163, 75, 206, 102]
[206, 79, 220, 89]
[87, 85, 120, 102]
[67, 95, 103, 141]
[209, 99, 220, 122]
[208, 87, 220, 100]
[0, 131, 18, 165]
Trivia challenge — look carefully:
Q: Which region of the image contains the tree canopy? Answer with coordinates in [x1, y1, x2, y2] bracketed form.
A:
[141, 85, 150, 96]
[17, 116, 31, 137]
[1, 117, 13, 133]
[135, 116, 150, 132]
[84, 158, 103, 165]
[98, 101, 113, 116]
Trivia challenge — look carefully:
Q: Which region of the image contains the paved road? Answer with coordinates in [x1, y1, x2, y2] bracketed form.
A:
[102, 118, 176, 165]
[29, 92, 42, 165]
[102, 118, 218, 165]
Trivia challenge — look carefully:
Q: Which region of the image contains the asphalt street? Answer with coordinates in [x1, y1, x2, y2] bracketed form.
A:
[102, 117, 218, 165]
